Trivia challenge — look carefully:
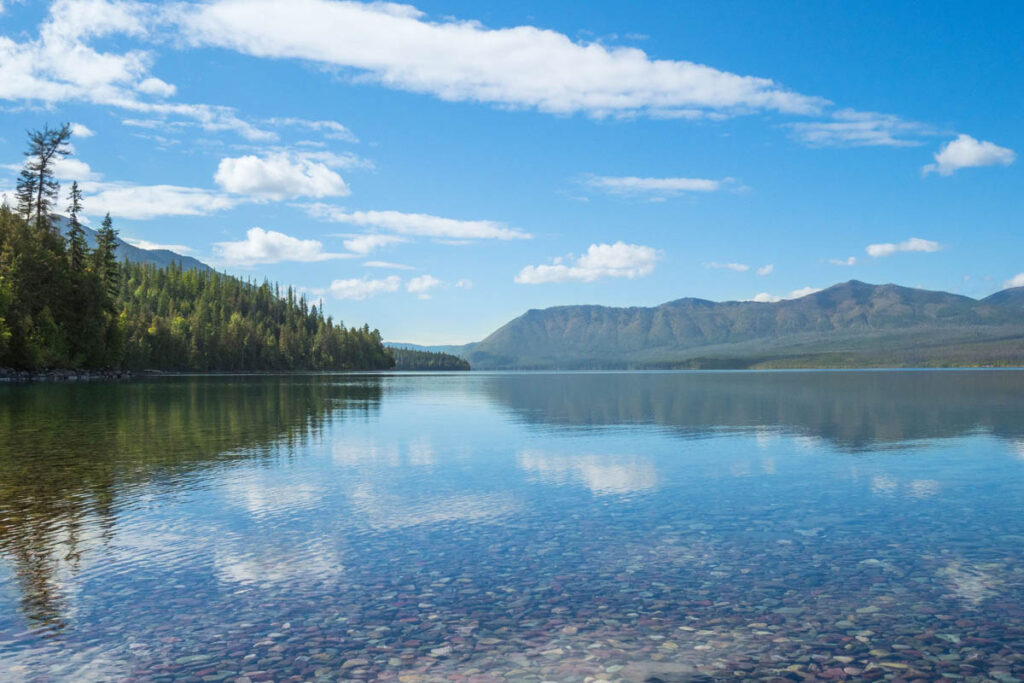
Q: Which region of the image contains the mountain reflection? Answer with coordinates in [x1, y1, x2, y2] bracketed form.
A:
[0, 376, 382, 629]
[483, 370, 1024, 449]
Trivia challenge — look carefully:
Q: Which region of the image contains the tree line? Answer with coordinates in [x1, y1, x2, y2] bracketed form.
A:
[0, 124, 394, 371]
[389, 346, 470, 371]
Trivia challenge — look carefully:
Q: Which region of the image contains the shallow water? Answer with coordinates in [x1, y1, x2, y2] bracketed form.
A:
[1, 371, 1024, 682]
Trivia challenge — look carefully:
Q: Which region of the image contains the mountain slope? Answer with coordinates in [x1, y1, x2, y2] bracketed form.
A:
[57, 217, 212, 271]
[463, 281, 1024, 369]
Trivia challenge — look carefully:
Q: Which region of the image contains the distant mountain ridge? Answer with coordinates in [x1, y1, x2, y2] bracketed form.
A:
[56, 216, 212, 272]
[447, 281, 1024, 369]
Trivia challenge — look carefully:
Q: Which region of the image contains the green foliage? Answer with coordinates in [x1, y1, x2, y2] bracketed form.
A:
[389, 346, 470, 370]
[0, 125, 394, 373]
[65, 181, 87, 272]
[114, 263, 394, 371]
[17, 123, 72, 235]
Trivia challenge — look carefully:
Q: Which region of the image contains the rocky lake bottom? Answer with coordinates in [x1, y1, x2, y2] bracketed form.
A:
[1, 371, 1023, 682]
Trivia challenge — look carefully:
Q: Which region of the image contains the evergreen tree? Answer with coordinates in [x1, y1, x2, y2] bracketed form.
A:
[66, 182, 87, 272]
[16, 123, 72, 234]
[0, 124, 396, 373]
[94, 213, 120, 303]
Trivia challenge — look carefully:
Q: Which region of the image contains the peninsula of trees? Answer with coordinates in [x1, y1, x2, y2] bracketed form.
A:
[388, 346, 471, 371]
[0, 124, 394, 372]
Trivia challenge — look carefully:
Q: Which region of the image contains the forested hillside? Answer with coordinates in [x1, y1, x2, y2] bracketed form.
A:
[389, 346, 470, 370]
[0, 124, 393, 372]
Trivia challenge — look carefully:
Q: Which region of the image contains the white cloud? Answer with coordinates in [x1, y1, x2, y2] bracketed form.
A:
[1004, 273, 1024, 289]
[83, 182, 238, 219]
[705, 261, 749, 272]
[296, 149, 374, 170]
[267, 117, 358, 142]
[136, 76, 175, 97]
[214, 152, 350, 200]
[756, 264, 774, 276]
[329, 275, 401, 300]
[308, 206, 531, 240]
[122, 237, 196, 254]
[829, 256, 857, 266]
[52, 156, 100, 181]
[407, 274, 441, 298]
[923, 134, 1016, 176]
[0, 0, 275, 141]
[751, 286, 821, 303]
[455, 278, 473, 289]
[342, 233, 407, 255]
[364, 260, 414, 270]
[515, 241, 659, 284]
[172, 0, 827, 119]
[790, 109, 931, 147]
[866, 237, 942, 258]
[214, 227, 353, 265]
[70, 122, 95, 137]
[585, 175, 730, 197]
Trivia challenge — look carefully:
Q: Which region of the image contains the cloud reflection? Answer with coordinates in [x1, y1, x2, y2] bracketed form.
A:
[517, 450, 657, 495]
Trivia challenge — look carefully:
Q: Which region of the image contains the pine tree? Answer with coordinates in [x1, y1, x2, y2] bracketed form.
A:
[66, 182, 87, 272]
[16, 123, 72, 234]
[94, 213, 120, 303]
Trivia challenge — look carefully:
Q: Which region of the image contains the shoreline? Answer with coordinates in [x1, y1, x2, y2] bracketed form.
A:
[3, 365, 1024, 384]
[0, 368, 134, 383]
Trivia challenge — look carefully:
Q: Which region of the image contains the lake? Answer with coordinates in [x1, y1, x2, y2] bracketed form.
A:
[2, 371, 1024, 682]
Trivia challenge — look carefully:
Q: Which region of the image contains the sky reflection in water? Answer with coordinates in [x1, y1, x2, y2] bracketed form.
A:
[1, 371, 1023, 682]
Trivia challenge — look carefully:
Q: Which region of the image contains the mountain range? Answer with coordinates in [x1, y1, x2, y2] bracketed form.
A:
[397, 281, 1024, 369]
[57, 216, 212, 272]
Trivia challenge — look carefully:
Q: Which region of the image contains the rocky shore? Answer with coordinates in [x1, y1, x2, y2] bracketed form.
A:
[0, 367, 133, 383]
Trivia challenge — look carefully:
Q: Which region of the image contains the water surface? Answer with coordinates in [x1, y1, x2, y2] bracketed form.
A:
[2, 371, 1024, 682]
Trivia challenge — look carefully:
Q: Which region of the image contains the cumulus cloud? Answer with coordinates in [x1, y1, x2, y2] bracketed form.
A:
[756, 264, 774, 276]
[214, 152, 350, 200]
[585, 175, 730, 197]
[136, 76, 176, 97]
[705, 261, 749, 272]
[0, 0, 274, 141]
[307, 205, 531, 240]
[407, 274, 441, 298]
[342, 233, 407, 255]
[1004, 273, 1024, 289]
[214, 227, 353, 265]
[829, 256, 857, 266]
[172, 0, 827, 119]
[329, 275, 401, 300]
[923, 134, 1016, 176]
[751, 286, 821, 303]
[82, 183, 239, 219]
[70, 122, 95, 137]
[790, 109, 931, 147]
[52, 156, 100, 181]
[866, 237, 942, 258]
[515, 242, 659, 284]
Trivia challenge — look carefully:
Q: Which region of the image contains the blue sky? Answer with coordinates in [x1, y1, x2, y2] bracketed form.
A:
[1, 0, 1021, 344]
